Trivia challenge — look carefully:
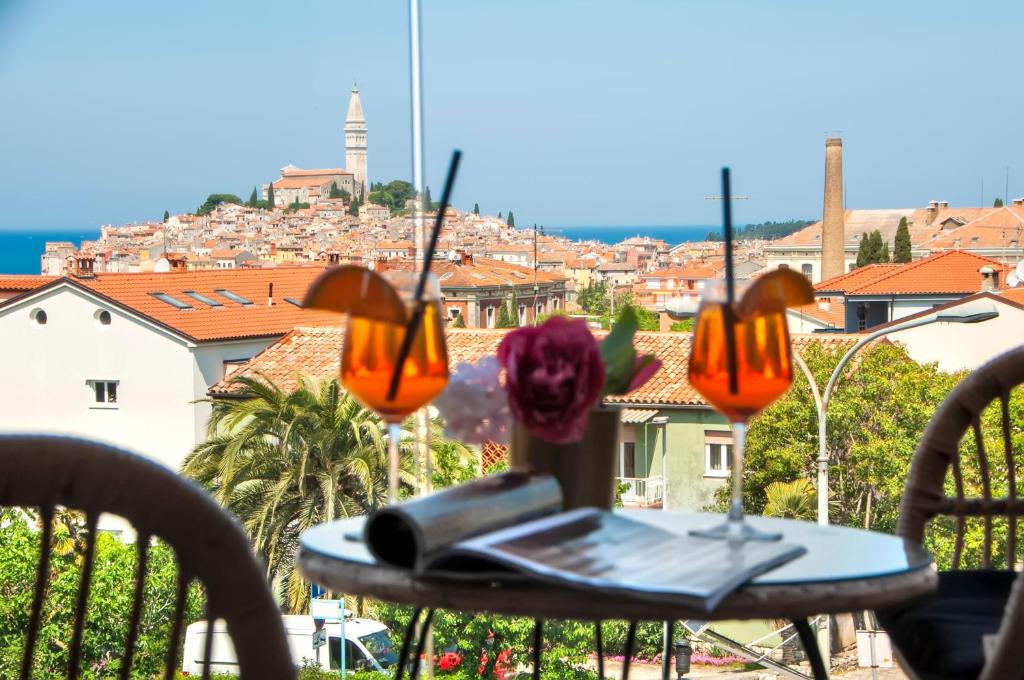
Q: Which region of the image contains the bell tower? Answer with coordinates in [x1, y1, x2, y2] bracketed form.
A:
[345, 84, 368, 199]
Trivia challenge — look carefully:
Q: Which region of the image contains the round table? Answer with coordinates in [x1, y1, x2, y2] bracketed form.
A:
[300, 511, 936, 679]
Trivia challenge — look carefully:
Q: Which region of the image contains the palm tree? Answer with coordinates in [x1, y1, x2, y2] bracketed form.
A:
[183, 374, 470, 611]
[763, 479, 816, 521]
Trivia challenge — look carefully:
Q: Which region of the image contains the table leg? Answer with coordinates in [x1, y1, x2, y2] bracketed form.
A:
[394, 607, 423, 680]
[532, 619, 544, 680]
[794, 618, 829, 680]
[622, 621, 637, 680]
[661, 620, 674, 680]
[595, 621, 605, 679]
[408, 609, 435, 680]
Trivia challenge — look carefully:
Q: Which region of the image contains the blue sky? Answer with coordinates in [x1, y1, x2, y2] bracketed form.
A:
[0, 0, 1021, 229]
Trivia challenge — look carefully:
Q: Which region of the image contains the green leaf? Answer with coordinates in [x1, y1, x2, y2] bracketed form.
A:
[600, 306, 638, 395]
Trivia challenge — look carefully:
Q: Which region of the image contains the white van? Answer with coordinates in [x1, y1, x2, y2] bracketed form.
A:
[182, 614, 399, 675]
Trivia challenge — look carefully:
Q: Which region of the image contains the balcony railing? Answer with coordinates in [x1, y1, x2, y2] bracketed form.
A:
[617, 476, 664, 508]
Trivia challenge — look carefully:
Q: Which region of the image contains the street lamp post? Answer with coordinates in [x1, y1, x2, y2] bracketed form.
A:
[793, 300, 999, 664]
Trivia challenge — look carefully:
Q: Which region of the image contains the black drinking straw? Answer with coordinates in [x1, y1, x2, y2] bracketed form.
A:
[386, 149, 462, 402]
[721, 167, 740, 395]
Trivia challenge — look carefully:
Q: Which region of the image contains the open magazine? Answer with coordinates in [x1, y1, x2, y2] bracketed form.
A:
[363, 471, 806, 612]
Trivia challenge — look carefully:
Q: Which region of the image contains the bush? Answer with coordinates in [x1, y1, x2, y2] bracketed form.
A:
[0, 510, 203, 678]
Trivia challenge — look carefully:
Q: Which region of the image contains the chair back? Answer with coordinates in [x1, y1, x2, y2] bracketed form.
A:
[0, 434, 297, 680]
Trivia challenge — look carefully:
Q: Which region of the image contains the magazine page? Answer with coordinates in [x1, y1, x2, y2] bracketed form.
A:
[431, 508, 806, 612]
[364, 471, 562, 570]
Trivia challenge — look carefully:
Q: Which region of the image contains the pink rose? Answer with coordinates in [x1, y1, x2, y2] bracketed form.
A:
[497, 317, 605, 444]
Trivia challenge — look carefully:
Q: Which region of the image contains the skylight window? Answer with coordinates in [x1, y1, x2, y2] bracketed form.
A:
[214, 289, 253, 305]
[183, 291, 223, 307]
[150, 292, 192, 310]
[284, 297, 303, 307]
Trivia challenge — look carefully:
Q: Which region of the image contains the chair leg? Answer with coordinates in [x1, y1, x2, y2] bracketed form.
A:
[794, 618, 829, 680]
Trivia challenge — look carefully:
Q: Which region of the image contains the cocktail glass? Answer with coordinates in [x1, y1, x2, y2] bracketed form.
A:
[687, 279, 794, 541]
[340, 271, 449, 503]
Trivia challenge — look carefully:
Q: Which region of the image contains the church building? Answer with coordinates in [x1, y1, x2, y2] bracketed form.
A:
[262, 84, 368, 207]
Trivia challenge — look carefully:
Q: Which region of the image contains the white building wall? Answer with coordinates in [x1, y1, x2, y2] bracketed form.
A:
[0, 288, 198, 471]
[887, 303, 1024, 372]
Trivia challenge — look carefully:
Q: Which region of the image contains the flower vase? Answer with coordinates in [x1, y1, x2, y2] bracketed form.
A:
[509, 407, 620, 511]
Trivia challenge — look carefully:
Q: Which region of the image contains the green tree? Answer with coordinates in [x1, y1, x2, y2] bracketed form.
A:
[507, 211, 515, 228]
[328, 182, 349, 200]
[182, 375, 470, 612]
[880, 242, 890, 263]
[195, 194, 243, 216]
[577, 281, 610, 317]
[855, 232, 872, 269]
[424, 186, 432, 211]
[867, 230, 886, 263]
[449, 313, 466, 328]
[613, 298, 658, 331]
[473, 203, 480, 215]
[669, 318, 694, 332]
[893, 216, 912, 263]
[995, 197, 1005, 207]
[0, 510, 201, 677]
[267, 184, 275, 209]
[495, 297, 516, 328]
[248, 186, 258, 207]
[715, 342, 961, 535]
[498, 211, 503, 219]
[349, 196, 361, 216]
[163, 210, 170, 223]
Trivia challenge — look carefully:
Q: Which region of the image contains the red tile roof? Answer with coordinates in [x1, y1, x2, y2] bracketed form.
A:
[6, 267, 341, 342]
[0, 275, 57, 292]
[209, 327, 857, 408]
[817, 251, 1010, 296]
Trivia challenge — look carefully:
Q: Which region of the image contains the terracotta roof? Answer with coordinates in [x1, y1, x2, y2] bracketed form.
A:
[817, 251, 1010, 296]
[209, 327, 858, 408]
[814, 264, 903, 294]
[790, 299, 845, 328]
[998, 287, 1024, 305]
[922, 206, 1024, 249]
[642, 265, 718, 280]
[0, 275, 57, 292]
[389, 257, 565, 289]
[272, 176, 334, 190]
[4, 267, 341, 342]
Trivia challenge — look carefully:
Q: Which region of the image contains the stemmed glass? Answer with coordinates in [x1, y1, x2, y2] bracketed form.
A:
[340, 271, 449, 503]
[687, 279, 794, 541]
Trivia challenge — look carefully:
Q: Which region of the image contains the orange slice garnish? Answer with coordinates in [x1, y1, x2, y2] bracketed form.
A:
[735, 268, 815, 318]
[303, 265, 408, 325]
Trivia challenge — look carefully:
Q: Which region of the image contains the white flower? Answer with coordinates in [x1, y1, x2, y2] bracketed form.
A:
[434, 356, 511, 445]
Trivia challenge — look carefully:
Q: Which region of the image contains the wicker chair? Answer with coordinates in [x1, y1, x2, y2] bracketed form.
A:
[0, 434, 296, 680]
[878, 346, 1024, 680]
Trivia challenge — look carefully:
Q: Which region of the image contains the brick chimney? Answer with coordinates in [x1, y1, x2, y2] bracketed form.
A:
[926, 201, 939, 225]
[821, 138, 845, 281]
[979, 266, 999, 292]
[458, 250, 474, 266]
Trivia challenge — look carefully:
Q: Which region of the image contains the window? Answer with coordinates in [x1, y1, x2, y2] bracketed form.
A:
[183, 291, 223, 307]
[486, 306, 495, 328]
[150, 292, 192, 310]
[30, 308, 47, 325]
[704, 431, 733, 477]
[222, 360, 248, 379]
[89, 380, 119, 407]
[620, 442, 636, 478]
[329, 638, 362, 671]
[536, 303, 544, 318]
[778, 263, 790, 270]
[801, 263, 813, 277]
[518, 304, 526, 325]
[96, 309, 112, 325]
[214, 289, 253, 305]
[448, 307, 461, 319]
